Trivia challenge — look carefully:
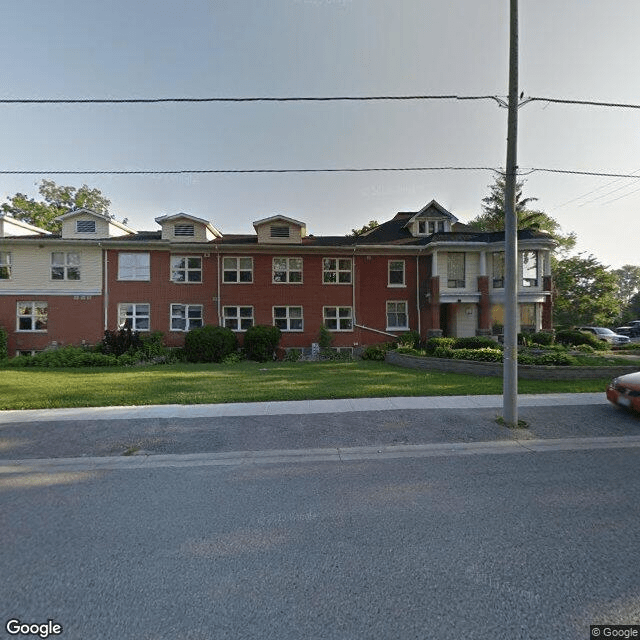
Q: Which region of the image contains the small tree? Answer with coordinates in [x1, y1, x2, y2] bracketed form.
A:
[243, 325, 281, 362]
[0, 326, 8, 361]
[184, 325, 237, 363]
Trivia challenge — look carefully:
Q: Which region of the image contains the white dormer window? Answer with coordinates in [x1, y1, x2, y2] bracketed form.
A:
[76, 220, 96, 233]
[270, 225, 290, 238]
[174, 223, 195, 237]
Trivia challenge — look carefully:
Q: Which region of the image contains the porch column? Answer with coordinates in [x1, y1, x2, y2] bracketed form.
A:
[427, 276, 442, 337]
[542, 275, 553, 331]
[477, 275, 491, 335]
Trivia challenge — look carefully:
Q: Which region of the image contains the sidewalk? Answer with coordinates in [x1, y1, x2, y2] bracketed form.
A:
[0, 392, 605, 424]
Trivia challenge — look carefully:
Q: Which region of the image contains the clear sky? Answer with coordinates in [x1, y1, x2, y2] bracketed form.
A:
[2, 0, 639, 269]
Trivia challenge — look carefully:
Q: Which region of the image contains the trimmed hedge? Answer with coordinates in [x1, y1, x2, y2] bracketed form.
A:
[243, 325, 281, 362]
[555, 329, 608, 351]
[184, 325, 238, 363]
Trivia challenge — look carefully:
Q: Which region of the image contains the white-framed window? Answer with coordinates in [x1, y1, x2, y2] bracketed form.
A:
[223, 306, 254, 331]
[223, 257, 253, 283]
[118, 253, 150, 281]
[447, 253, 465, 288]
[520, 302, 537, 332]
[118, 303, 150, 331]
[171, 256, 202, 283]
[273, 257, 303, 283]
[388, 260, 405, 286]
[386, 301, 408, 330]
[51, 252, 81, 280]
[492, 251, 505, 289]
[0, 252, 11, 279]
[273, 306, 303, 331]
[323, 258, 352, 284]
[170, 304, 203, 331]
[174, 224, 195, 237]
[17, 302, 48, 332]
[75, 220, 96, 233]
[418, 220, 445, 235]
[323, 306, 353, 331]
[521, 251, 538, 287]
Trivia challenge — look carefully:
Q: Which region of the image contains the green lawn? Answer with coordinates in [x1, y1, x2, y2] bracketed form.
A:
[0, 360, 611, 411]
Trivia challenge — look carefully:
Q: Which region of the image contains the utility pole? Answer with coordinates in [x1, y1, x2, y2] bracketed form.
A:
[503, 0, 519, 426]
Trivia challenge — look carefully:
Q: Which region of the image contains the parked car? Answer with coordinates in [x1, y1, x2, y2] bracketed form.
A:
[627, 320, 640, 337]
[607, 372, 640, 412]
[575, 326, 631, 345]
[615, 326, 635, 338]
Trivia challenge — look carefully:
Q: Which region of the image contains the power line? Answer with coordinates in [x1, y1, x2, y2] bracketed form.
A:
[527, 96, 640, 110]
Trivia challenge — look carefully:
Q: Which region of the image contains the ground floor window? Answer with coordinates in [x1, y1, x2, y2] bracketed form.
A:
[17, 302, 48, 331]
[491, 303, 538, 334]
[386, 301, 408, 330]
[520, 303, 537, 333]
[323, 306, 353, 331]
[223, 306, 254, 331]
[170, 304, 203, 331]
[273, 306, 303, 331]
[118, 303, 150, 331]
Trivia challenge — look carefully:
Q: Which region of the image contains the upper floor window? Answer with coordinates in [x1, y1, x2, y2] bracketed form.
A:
[323, 258, 352, 284]
[75, 220, 96, 233]
[323, 306, 353, 331]
[17, 302, 48, 332]
[171, 256, 202, 283]
[273, 257, 302, 283]
[447, 253, 465, 288]
[118, 303, 150, 331]
[223, 306, 254, 331]
[0, 252, 11, 279]
[223, 257, 253, 283]
[386, 301, 408, 330]
[388, 260, 405, 286]
[270, 225, 290, 238]
[170, 304, 203, 331]
[273, 306, 303, 331]
[417, 220, 445, 235]
[522, 251, 538, 287]
[174, 224, 195, 237]
[51, 252, 81, 280]
[492, 252, 505, 289]
[118, 253, 150, 281]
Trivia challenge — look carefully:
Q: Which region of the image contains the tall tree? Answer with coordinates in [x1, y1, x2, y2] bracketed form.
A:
[1, 179, 111, 233]
[553, 253, 621, 327]
[349, 220, 379, 237]
[467, 174, 577, 254]
[613, 264, 640, 305]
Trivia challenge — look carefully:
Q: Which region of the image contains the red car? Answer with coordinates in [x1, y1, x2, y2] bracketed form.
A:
[607, 372, 640, 412]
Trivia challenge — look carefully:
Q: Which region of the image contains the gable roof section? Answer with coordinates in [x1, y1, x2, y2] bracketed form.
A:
[403, 200, 459, 228]
[252, 214, 306, 230]
[55, 208, 136, 234]
[154, 212, 222, 238]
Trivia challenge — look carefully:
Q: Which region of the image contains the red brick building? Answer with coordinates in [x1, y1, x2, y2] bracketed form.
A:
[0, 201, 556, 356]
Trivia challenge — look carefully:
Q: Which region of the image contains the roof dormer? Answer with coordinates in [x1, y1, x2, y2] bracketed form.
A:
[155, 213, 222, 242]
[404, 200, 458, 237]
[0, 213, 51, 237]
[56, 208, 136, 239]
[253, 215, 307, 244]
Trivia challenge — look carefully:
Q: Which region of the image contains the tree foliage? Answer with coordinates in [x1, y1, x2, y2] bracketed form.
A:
[350, 220, 380, 237]
[613, 264, 640, 305]
[553, 253, 621, 327]
[467, 174, 576, 254]
[1, 179, 111, 233]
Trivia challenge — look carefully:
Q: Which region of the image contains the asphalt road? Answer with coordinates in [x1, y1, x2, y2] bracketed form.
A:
[1, 397, 640, 640]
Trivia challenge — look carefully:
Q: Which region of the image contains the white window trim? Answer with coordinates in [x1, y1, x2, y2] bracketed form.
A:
[222, 257, 254, 284]
[446, 252, 466, 289]
[521, 250, 539, 288]
[323, 306, 354, 332]
[386, 300, 409, 331]
[16, 301, 48, 332]
[322, 258, 352, 285]
[388, 260, 406, 288]
[170, 304, 203, 332]
[0, 252, 11, 280]
[273, 306, 304, 332]
[273, 257, 303, 284]
[118, 303, 151, 332]
[170, 255, 202, 283]
[51, 251, 81, 281]
[222, 305, 255, 332]
[118, 252, 151, 281]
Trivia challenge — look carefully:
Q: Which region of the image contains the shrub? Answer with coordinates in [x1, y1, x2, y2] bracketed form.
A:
[450, 348, 503, 362]
[424, 337, 456, 356]
[575, 344, 596, 354]
[555, 329, 607, 351]
[0, 326, 7, 361]
[6, 345, 118, 368]
[318, 326, 333, 349]
[222, 352, 244, 364]
[243, 325, 281, 362]
[528, 331, 555, 346]
[451, 336, 501, 350]
[140, 331, 166, 358]
[397, 330, 421, 350]
[361, 342, 394, 361]
[184, 325, 238, 363]
[101, 327, 143, 356]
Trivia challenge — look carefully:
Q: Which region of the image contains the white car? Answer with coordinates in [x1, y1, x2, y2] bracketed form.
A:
[576, 326, 631, 345]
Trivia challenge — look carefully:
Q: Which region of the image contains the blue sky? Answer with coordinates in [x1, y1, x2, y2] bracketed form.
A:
[2, 0, 640, 268]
